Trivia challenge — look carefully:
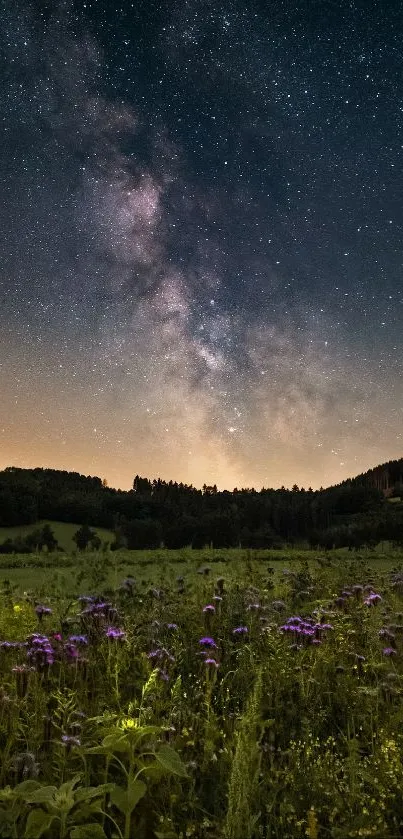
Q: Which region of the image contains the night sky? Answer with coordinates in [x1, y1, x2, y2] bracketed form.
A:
[1, 0, 402, 491]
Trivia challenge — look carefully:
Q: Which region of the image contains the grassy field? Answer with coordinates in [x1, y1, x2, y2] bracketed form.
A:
[0, 546, 403, 835]
[0, 544, 402, 595]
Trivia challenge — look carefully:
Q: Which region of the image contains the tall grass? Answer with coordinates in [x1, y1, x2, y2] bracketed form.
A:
[0, 551, 402, 835]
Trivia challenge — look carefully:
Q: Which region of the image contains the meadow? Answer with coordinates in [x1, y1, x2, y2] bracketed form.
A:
[1, 543, 403, 837]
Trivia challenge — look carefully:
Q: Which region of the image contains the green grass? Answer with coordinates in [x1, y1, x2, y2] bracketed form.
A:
[0, 545, 402, 595]
[0, 520, 115, 551]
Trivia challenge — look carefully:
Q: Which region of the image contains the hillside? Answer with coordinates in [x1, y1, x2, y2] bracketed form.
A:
[0, 521, 114, 552]
[0, 460, 402, 551]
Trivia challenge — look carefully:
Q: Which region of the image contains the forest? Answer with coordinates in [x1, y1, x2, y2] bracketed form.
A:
[0, 458, 402, 552]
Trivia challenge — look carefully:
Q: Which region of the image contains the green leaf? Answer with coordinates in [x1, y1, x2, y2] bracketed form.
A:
[15, 781, 42, 797]
[25, 810, 56, 838]
[110, 779, 146, 816]
[109, 785, 127, 815]
[102, 733, 130, 753]
[24, 786, 57, 805]
[132, 725, 160, 744]
[127, 779, 146, 812]
[69, 825, 107, 839]
[74, 784, 114, 804]
[155, 746, 188, 778]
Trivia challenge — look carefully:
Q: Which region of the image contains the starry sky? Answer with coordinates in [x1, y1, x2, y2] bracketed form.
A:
[1, 0, 402, 491]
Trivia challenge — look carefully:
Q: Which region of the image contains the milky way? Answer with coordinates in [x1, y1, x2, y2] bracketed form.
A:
[1, 0, 402, 490]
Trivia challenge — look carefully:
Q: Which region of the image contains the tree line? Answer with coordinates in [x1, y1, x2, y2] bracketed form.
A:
[0, 461, 402, 551]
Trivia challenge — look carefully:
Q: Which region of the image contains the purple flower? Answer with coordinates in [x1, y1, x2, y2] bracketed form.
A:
[35, 605, 52, 617]
[166, 623, 178, 631]
[205, 658, 219, 668]
[61, 735, 81, 747]
[64, 643, 79, 660]
[232, 626, 248, 635]
[364, 593, 382, 606]
[382, 647, 397, 657]
[34, 605, 52, 627]
[68, 635, 88, 645]
[147, 647, 175, 663]
[105, 627, 126, 641]
[199, 637, 217, 648]
[157, 668, 170, 682]
[203, 605, 215, 614]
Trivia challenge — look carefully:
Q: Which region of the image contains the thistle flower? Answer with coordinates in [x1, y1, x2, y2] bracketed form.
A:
[232, 626, 248, 635]
[382, 647, 397, 657]
[203, 604, 215, 614]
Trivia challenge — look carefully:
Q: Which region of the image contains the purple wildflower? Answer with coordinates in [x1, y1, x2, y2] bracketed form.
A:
[147, 647, 175, 663]
[166, 623, 178, 631]
[64, 643, 79, 660]
[61, 735, 81, 748]
[203, 604, 215, 614]
[105, 627, 126, 641]
[35, 605, 52, 618]
[157, 669, 170, 682]
[232, 626, 248, 635]
[205, 658, 219, 668]
[26, 635, 54, 668]
[68, 635, 88, 645]
[364, 593, 382, 606]
[199, 637, 217, 648]
[382, 647, 397, 657]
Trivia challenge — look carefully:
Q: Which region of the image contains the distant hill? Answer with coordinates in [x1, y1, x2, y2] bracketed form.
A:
[348, 458, 403, 497]
[0, 521, 114, 552]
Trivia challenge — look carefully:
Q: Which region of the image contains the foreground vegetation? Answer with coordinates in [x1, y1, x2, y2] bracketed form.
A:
[1, 549, 403, 836]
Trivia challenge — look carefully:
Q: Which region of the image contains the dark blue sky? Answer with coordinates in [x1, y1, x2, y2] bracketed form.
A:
[1, 0, 402, 490]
